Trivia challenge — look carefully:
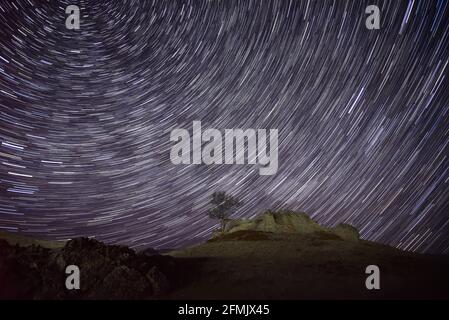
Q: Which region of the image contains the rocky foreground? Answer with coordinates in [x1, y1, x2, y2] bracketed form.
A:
[1, 211, 449, 299]
[0, 237, 195, 299]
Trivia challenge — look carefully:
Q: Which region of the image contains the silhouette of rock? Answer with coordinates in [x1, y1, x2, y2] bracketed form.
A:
[0, 237, 174, 299]
[140, 247, 160, 256]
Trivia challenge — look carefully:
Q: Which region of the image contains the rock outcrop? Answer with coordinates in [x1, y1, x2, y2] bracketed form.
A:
[224, 210, 323, 234]
[216, 210, 360, 241]
[0, 237, 176, 299]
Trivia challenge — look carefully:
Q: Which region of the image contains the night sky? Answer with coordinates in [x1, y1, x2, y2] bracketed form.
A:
[0, 0, 448, 254]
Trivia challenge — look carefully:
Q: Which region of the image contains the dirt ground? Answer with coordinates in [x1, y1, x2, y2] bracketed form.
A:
[163, 231, 449, 299]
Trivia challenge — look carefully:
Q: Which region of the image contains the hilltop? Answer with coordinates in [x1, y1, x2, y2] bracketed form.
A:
[166, 211, 449, 299]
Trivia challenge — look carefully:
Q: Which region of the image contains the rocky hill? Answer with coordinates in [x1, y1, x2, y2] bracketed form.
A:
[0, 237, 195, 299]
[167, 211, 449, 299]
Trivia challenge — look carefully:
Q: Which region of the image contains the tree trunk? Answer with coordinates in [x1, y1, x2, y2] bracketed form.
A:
[220, 219, 226, 233]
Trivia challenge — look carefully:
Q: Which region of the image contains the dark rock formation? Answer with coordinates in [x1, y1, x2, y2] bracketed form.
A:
[140, 247, 160, 256]
[0, 237, 176, 299]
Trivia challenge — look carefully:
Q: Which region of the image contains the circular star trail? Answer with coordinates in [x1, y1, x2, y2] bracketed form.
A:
[0, 0, 448, 253]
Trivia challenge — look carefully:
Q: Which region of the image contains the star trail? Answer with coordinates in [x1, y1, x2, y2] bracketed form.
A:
[0, 0, 448, 253]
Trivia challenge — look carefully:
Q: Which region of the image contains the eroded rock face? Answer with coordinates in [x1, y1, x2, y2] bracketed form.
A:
[0, 237, 174, 299]
[225, 210, 324, 234]
[219, 211, 360, 242]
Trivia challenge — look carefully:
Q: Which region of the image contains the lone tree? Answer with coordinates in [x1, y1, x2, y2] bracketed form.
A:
[208, 191, 242, 232]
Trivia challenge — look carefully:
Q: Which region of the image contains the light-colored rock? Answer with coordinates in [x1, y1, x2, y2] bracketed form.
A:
[225, 210, 325, 234]
[218, 211, 360, 242]
[224, 218, 257, 233]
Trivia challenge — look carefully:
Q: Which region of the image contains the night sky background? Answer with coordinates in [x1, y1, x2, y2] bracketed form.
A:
[0, 0, 448, 254]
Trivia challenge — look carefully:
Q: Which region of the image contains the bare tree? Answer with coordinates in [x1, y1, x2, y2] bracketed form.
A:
[208, 192, 242, 232]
